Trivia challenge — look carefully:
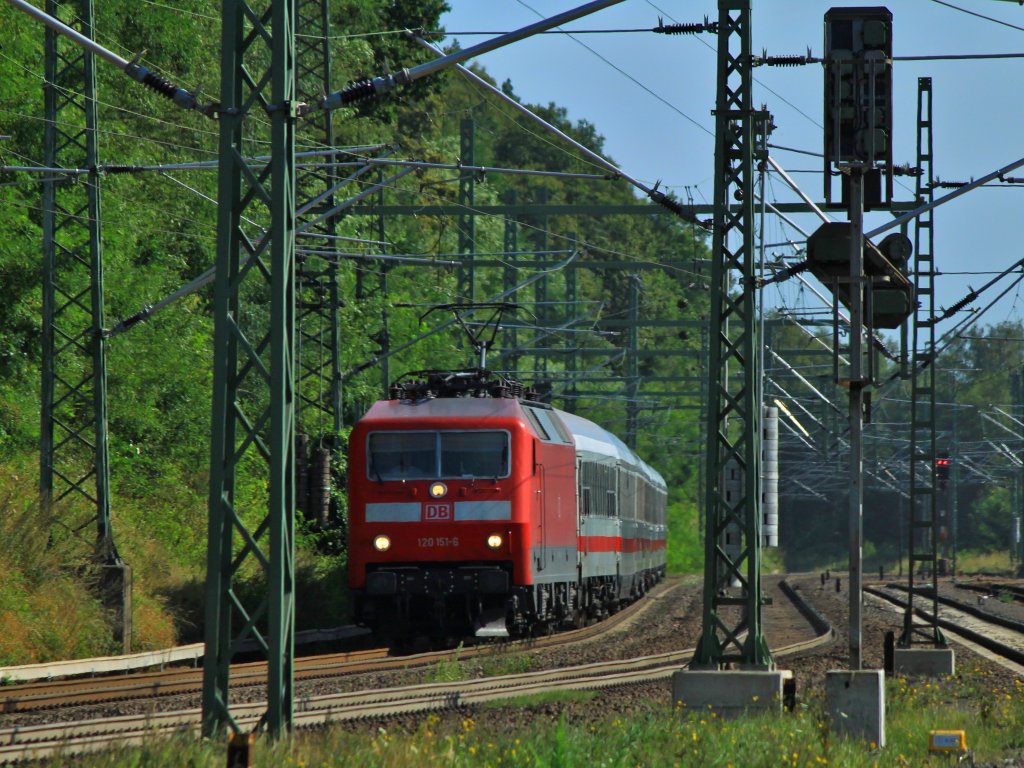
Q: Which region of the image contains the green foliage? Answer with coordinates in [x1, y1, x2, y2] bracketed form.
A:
[666, 500, 701, 574]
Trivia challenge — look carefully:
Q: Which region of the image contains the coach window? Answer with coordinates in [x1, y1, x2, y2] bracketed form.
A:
[606, 489, 617, 517]
[368, 432, 435, 480]
[621, 471, 635, 520]
[579, 462, 593, 516]
[441, 431, 509, 478]
[592, 462, 612, 517]
[581, 487, 592, 516]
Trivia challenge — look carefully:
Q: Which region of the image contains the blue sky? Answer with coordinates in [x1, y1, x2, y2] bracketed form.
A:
[439, 1, 1024, 331]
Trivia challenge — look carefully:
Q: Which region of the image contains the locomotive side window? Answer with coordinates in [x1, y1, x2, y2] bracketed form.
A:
[522, 406, 573, 444]
[522, 408, 550, 440]
[368, 432, 435, 479]
[440, 432, 509, 478]
[534, 409, 572, 444]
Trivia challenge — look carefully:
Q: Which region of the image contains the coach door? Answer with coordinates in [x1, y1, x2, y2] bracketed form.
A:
[535, 463, 546, 572]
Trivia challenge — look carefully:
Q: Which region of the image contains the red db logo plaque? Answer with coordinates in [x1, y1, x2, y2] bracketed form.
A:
[423, 503, 453, 522]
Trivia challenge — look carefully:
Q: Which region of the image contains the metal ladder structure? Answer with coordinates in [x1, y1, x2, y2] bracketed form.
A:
[458, 117, 477, 303]
[901, 77, 946, 647]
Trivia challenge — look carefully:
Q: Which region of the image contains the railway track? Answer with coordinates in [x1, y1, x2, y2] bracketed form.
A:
[865, 584, 1024, 671]
[0, 648, 389, 714]
[0, 577, 832, 763]
[0, 577, 680, 716]
[952, 580, 1024, 605]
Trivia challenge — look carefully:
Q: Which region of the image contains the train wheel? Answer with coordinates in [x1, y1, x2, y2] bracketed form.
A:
[539, 621, 555, 637]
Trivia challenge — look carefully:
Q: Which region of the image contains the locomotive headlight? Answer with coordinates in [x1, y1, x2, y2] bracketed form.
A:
[428, 482, 447, 499]
[486, 533, 503, 550]
[372, 534, 391, 552]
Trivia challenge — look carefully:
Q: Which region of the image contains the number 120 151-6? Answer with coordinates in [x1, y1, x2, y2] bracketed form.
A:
[418, 537, 459, 548]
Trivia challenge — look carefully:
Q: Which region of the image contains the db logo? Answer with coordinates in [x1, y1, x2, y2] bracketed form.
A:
[422, 503, 453, 522]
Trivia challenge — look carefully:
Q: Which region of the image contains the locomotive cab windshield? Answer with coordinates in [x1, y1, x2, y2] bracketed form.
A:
[368, 430, 510, 480]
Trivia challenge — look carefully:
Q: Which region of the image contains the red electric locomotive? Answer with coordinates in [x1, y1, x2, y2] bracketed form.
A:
[347, 369, 667, 642]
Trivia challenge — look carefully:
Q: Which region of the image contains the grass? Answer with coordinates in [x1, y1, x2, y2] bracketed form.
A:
[481, 690, 597, 709]
[955, 549, 1016, 576]
[0, 457, 351, 664]
[426, 642, 534, 684]
[37, 661, 1024, 767]
[479, 645, 534, 678]
[0, 460, 114, 665]
[426, 642, 466, 683]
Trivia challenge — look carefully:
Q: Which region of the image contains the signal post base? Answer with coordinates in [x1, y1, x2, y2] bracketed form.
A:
[671, 669, 793, 718]
[826, 669, 886, 747]
[894, 647, 955, 677]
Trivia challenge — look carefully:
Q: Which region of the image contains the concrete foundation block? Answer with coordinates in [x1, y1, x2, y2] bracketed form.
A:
[892, 651, 954, 679]
[826, 669, 885, 747]
[671, 669, 792, 718]
[894, 647, 955, 677]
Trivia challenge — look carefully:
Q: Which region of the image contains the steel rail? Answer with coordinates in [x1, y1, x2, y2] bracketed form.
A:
[865, 586, 1024, 668]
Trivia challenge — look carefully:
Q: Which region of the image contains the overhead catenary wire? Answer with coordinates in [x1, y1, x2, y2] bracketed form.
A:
[308, 157, 617, 182]
[936, 270, 1024, 353]
[926, 0, 1024, 33]
[295, 249, 461, 267]
[305, 0, 626, 114]
[925, 257, 1024, 328]
[5, 0, 214, 116]
[342, 250, 582, 381]
[438, 27, 661, 35]
[0, 145, 394, 176]
[410, 33, 704, 225]
[991, 405, 1024, 431]
[981, 412, 1024, 442]
[754, 181, 896, 360]
[0, 10, 966, 450]
[337, 157, 711, 281]
[866, 154, 1024, 239]
[514, 0, 719, 136]
[16, 0, 1015, 487]
[102, 160, 418, 336]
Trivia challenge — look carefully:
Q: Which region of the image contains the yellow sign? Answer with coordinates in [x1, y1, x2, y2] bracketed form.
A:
[928, 730, 966, 753]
